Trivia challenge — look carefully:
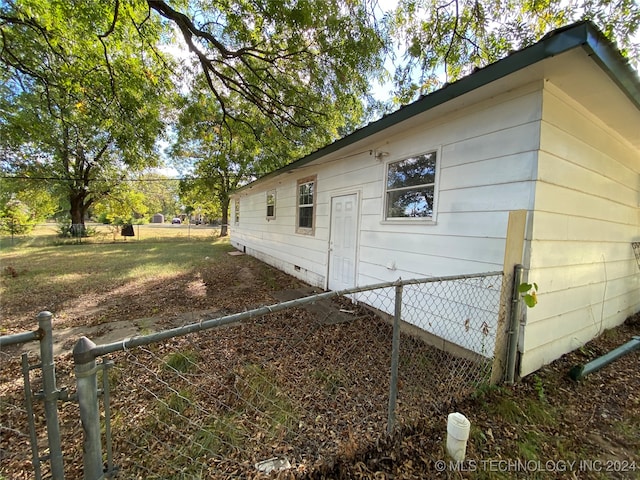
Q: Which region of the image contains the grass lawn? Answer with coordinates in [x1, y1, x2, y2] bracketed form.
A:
[0, 226, 233, 333]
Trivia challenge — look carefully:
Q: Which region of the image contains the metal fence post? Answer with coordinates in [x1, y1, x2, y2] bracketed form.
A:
[506, 264, 524, 384]
[73, 336, 104, 480]
[387, 283, 403, 435]
[37, 311, 65, 479]
[22, 353, 43, 480]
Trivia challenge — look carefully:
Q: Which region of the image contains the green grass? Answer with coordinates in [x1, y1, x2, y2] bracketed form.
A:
[612, 413, 640, 437]
[259, 264, 280, 290]
[467, 381, 611, 480]
[163, 351, 199, 374]
[190, 414, 246, 457]
[482, 387, 556, 427]
[148, 363, 299, 469]
[234, 363, 298, 435]
[0, 232, 232, 319]
[156, 389, 195, 425]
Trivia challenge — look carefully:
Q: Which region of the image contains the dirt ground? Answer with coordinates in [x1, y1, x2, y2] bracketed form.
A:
[2, 251, 640, 479]
[322, 315, 640, 480]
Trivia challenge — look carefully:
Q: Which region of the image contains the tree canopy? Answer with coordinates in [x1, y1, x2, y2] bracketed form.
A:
[148, 0, 387, 134]
[171, 84, 314, 235]
[0, 0, 174, 230]
[2, 0, 387, 131]
[386, 0, 639, 103]
[1, 0, 387, 229]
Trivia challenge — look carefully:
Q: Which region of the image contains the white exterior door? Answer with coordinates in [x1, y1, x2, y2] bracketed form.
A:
[328, 194, 358, 291]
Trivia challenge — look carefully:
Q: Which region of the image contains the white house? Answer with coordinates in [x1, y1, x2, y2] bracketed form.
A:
[230, 21, 640, 377]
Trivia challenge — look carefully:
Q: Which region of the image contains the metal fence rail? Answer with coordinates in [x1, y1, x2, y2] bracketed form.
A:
[1, 270, 515, 480]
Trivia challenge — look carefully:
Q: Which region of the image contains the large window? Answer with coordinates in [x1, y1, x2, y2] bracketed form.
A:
[385, 151, 437, 219]
[266, 190, 276, 219]
[296, 176, 316, 233]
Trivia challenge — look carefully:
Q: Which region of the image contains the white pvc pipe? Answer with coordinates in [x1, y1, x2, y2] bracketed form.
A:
[446, 412, 471, 462]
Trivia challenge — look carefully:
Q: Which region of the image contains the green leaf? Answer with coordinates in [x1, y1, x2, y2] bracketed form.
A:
[518, 283, 533, 293]
[523, 294, 538, 308]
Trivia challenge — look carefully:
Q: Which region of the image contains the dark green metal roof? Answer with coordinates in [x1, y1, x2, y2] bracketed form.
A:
[236, 21, 640, 193]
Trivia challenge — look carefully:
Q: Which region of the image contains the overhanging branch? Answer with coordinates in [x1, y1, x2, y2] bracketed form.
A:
[146, 0, 321, 131]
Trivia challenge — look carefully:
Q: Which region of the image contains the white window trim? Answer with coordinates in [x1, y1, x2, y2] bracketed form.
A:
[296, 175, 316, 235]
[234, 199, 240, 225]
[382, 147, 441, 224]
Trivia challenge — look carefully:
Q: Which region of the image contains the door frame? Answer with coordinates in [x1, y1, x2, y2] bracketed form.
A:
[326, 191, 361, 291]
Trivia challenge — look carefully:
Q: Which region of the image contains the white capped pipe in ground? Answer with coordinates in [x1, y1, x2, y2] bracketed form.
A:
[446, 412, 471, 462]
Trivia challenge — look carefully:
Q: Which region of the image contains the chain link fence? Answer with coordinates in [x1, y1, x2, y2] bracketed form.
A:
[76, 272, 508, 479]
[1, 271, 512, 479]
[0, 314, 71, 480]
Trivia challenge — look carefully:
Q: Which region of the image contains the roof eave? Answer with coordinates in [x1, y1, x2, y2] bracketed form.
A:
[234, 21, 640, 194]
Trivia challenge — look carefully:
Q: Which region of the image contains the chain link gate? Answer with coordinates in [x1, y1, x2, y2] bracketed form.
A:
[1, 312, 65, 479]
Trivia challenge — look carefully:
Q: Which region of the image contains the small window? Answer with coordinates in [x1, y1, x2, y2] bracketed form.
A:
[266, 190, 276, 219]
[385, 151, 437, 219]
[234, 199, 240, 225]
[296, 176, 316, 234]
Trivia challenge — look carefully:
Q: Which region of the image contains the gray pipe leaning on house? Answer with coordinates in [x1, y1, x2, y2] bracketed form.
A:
[569, 336, 640, 381]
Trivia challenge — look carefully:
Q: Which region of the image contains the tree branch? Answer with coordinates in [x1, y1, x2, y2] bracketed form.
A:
[98, 0, 119, 97]
[442, 0, 460, 83]
[146, 0, 320, 131]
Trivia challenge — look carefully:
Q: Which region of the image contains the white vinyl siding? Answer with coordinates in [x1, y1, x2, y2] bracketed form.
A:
[357, 85, 540, 283]
[230, 48, 640, 375]
[231, 83, 541, 288]
[520, 84, 640, 376]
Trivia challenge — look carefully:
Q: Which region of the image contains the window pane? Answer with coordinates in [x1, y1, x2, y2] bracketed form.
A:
[299, 206, 313, 228]
[267, 191, 275, 218]
[386, 187, 434, 218]
[387, 153, 436, 189]
[299, 182, 314, 205]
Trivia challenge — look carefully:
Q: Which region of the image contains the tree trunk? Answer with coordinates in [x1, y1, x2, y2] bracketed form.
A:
[220, 195, 230, 237]
[69, 192, 87, 237]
